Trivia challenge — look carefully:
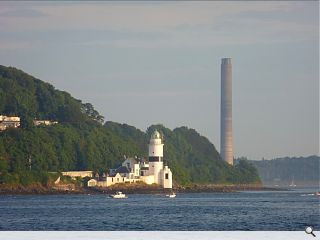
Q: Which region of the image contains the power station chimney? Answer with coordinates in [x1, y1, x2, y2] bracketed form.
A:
[220, 58, 233, 165]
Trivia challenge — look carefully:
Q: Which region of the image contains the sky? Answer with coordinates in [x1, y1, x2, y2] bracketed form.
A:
[0, 1, 318, 160]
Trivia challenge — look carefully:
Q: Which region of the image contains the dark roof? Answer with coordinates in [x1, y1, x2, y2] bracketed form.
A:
[115, 166, 130, 174]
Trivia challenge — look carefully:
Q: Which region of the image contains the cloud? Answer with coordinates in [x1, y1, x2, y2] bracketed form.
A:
[0, 2, 317, 49]
[0, 8, 48, 18]
[0, 2, 311, 31]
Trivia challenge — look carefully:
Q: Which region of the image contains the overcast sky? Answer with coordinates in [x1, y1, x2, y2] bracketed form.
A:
[0, 1, 318, 160]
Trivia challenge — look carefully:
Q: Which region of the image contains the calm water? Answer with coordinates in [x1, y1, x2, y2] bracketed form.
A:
[0, 189, 319, 231]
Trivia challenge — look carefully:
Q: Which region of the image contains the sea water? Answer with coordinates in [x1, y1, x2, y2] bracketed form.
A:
[0, 188, 319, 231]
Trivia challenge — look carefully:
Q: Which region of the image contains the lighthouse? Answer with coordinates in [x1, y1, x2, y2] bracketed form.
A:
[86, 129, 173, 189]
[148, 130, 164, 184]
[148, 130, 172, 188]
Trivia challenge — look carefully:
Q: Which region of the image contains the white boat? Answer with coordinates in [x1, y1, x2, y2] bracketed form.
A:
[110, 191, 127, 199]
[289, 176, 296, 187]
[301, 192, 320, 197]
[166, 192, 176, 198]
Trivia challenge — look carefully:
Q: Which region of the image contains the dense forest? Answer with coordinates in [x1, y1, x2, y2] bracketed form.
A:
[247, 156, 319, 187]
[0, 65, 261, 187]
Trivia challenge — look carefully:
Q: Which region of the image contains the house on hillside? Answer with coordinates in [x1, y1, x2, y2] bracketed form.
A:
[33, 120, 58, 126]
[61, 171, 93, 179]
[0, 115, 20, 131]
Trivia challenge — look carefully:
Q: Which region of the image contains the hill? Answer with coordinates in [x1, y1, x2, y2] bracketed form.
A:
[248, 156, 319, 187]
[0, 65, 260, 187]
[104, 123, 261, 185]
[0, 66, 105, 127]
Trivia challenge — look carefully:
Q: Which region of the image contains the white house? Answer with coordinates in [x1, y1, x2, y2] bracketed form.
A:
[122, 158, 140, 177]
[0, 115, 20, 131]
[61, 171, 93, 179]
[33, 120, 58, 126]
[87, 178, 98, 187]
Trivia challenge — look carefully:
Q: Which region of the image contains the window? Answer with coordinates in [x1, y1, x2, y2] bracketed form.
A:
[123, 178, 125, 181]
[149, 156, 160, 162]
[117, 178, 119, 182]
[112, 178, 113, 182]
[165, 173, 169, 179]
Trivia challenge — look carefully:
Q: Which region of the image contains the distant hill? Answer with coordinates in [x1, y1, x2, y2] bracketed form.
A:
[248, 156, 320, 187]
[0, 65, 261, 186]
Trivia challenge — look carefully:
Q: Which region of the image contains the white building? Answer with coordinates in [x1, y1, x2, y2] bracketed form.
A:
[87, 178, 98, 187]
[147, 130, 172, 188]
[122, 158, 140, 178]
[61, 171, 93, 179]
[90, 130, 173, 189]
[33, 120, 58, 126]
[0, 115, 20, 131]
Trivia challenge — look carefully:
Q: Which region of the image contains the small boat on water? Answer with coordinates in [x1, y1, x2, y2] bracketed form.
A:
[110, 191, 127, 199]
[300, 191, 320, 197]
[166, 192, 176, 198]
[289, 176, 296, 187]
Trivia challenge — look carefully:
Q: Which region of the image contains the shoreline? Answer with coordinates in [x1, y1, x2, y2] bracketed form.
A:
[0, 183, 289, 196]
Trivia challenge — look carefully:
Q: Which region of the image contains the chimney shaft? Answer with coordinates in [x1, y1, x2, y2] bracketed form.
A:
[220, 58, 233, 165]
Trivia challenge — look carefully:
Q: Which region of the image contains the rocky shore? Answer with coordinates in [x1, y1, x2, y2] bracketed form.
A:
[0, 182, 287, 195]
[177, 183, 287, 193]
[0, 183, 86, 195]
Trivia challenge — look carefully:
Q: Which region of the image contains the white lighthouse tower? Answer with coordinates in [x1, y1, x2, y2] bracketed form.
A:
[148, 130, 172, 188]
[148, 130, 164, 184]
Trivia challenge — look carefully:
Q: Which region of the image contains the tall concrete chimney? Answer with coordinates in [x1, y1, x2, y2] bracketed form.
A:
[220, 58, 233, 165]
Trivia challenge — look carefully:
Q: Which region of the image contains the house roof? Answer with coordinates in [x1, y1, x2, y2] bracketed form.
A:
[115, 166, 130, 174]
[125, 157, 139, 164]
[109, 172, 122, 178]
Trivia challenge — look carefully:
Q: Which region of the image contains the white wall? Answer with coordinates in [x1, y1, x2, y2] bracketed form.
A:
[62, 171, 93, 179]
[87, 179, 97, 187]
[162, 166, 173, 189]
[133, 163, 140, 177]
[148, 138, 164, 157]
[149, 161, 163, 185]
[140, 175, 155, 185]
